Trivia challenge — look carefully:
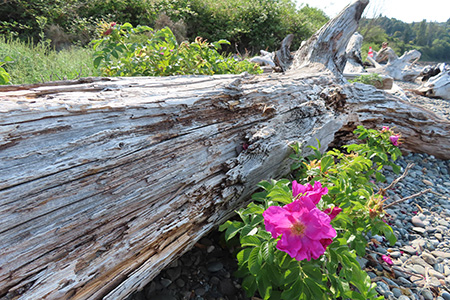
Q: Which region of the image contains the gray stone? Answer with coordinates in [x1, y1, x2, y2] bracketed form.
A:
[435, 263, 445, 273]
[207, 262, 224, 273]
[392, 288, 402, 298]
[441, 291, 450, 300]
[375, 281, 390, 295]
[412, 227, 426, 234]
[444, 265, 450, 276]
[356, 257, 368, 269]
[160, 278, 172, 288]
[438, 219, 449, 227]
[411, 216, 426, 227]
[219, 278, 237, 296]
[401, 245, 418, 255]
[148, 294, 177, 300]
[422, 179, 434, 186]
[432, 250, 450, 259]
[398, 276, 412, 286]
[166, 267, 181, 281]
[429, 269, 445, 279]
[422, 289, 434, 300]
[195, 287, 206, 296]
[382, 277, 399, 288]
[398, 296, 411, 300]
[390, 251, 402, 258]
[409, 256, 432, 268]
[421, 252, 437, 265]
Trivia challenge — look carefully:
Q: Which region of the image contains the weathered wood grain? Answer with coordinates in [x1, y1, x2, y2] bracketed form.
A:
[0, 72, 345, 299]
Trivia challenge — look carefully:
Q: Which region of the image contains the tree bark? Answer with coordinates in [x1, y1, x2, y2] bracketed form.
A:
[1, 1, 449, 300]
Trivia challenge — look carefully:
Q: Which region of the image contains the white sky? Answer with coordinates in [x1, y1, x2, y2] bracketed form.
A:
[296, 0, 450, 23]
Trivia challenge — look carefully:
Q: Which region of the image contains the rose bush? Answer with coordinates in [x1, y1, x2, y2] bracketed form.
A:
[220, 125, 402, 299]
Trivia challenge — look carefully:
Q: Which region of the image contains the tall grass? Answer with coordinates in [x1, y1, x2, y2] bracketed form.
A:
[0, 37, 98, 85]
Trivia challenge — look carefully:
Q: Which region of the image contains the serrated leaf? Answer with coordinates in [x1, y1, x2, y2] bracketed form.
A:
[224, 221, 243, 241]
[111, 50, 119, 59]
[248, 246, 261, 274]
[93, 56, 103, 69]
[375, 171, 386, 182]
[256, 272, 272, 300]
[241, 235, 261, 247]
[237, 248, 252, 265]
[242, 275, 257, 297]
[320, 155, 334, 172]
[281, 278, 303, 300]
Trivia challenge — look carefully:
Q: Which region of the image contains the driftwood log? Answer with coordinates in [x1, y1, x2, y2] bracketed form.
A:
[366, 48, 422, 82]
[416, 70, 450, 100]
[1, 1, 450, 299]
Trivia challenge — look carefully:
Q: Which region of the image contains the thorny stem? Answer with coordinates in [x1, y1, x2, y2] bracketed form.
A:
[379, 163, 414, 196]
[384, 189, 432, 210]
[378, 162, 433, 210]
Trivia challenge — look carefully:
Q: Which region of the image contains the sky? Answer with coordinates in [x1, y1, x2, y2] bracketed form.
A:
[296, 0, 450, 23]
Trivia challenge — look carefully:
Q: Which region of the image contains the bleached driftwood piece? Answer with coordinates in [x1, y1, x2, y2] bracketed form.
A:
[249, 50, 275, 67]
[366, 49, 422, 82]
[1, 1, 450, 300]
[344, 32, 365, 73]
[291, 0, 369, 79]
[273, 34, 294, 72]
[327, 82, 450, 159]
[415, 70, 450, 100]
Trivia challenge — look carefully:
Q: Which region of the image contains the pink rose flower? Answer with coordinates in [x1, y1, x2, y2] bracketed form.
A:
[389, 134, 400, 146]
[292, 180, 328, 206]
[323, 206, 343, 220]
[381, 126, 390, 132]
[263, 182, 337, 261]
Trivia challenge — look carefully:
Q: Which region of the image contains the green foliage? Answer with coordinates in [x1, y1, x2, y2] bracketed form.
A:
[359, 16, 450, 62]
[349, 73, 383, 87]
[91, 23, 262, 76]
[220, 125, 402, 299]
[0, 56, 13, 85]
[185, 0, 328, 53]
[0, 0, 328, 54]
[0, 36, 97, 85]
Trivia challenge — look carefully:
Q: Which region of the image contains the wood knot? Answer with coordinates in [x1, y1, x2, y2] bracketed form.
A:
[321, 88, 347, 112]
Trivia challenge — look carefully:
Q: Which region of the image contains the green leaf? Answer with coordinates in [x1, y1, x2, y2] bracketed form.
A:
[248, 246, 262, 274]
[241, 235, 262, 247]
[304, 277, 325, 299]
[302, 264, 323, 283]
[281, 278, 303, 300]
[237, 248, 252, 265]
[256, 273, 272, 300]
[320, 155, 334, 172]
[111, 50, 119, 59]
[223, 221, 244, 241]
[242, 275, 257, 297]
[93, 56, 103, 69]
[381, 223, 397, 245]
[375, 171, 386, 182]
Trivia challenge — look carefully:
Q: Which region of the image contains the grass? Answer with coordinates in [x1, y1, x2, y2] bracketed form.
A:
[0, 36, 99, 85]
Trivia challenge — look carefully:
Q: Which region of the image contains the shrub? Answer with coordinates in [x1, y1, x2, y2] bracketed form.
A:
[349, 73, 384, 88]
[220, 125, 402, 299]
[91, 23, 262, 76]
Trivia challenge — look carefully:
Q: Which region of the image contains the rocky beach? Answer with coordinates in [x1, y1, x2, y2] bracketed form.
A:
[128, 80, 450, 300]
